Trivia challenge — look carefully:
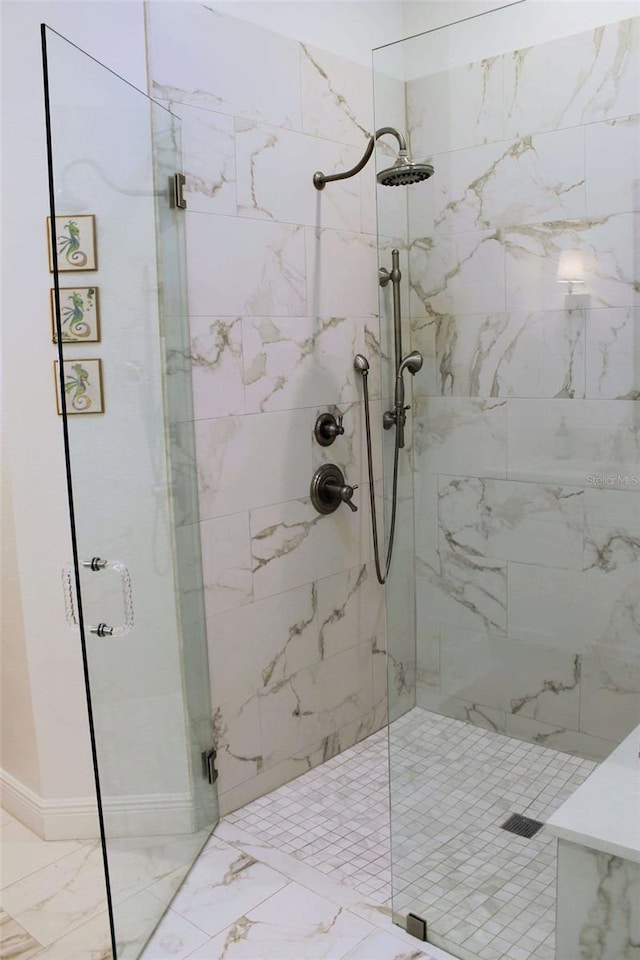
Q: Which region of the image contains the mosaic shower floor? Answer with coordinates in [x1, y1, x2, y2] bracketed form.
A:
[228, 707, 597, 960]
[1, 708, 598, 959]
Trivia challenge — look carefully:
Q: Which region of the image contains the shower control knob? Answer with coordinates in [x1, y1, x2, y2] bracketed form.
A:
[310, 464, 358, 515]
[314, 411, 345, 446]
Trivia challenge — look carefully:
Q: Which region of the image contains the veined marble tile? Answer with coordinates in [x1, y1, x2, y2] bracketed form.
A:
[0, 910, 42, 960]
[556, 841, 640, 960]
[410, 317, 438, 398]
[250, 495, 368, 601]
[409, 230, 505, 320]
[413, 396, 507, 478]
[311, 400, 384, 489]
[437, 475, 585, 569]
[414, 470, 439, 566]
[586, 114, 640, 218]
[407, 57, 504, 157]
[188, 880, 374, 959]
[235, 119, 362, 231]
[580, 651, 640, 742]
[433, 127, 586, 234]
[242, 315, 363, 414]
[23, 908, 111, 960]
[138, 906, 209, 960]
[416, 621, 441, 690]
[316, 564, 384, 660]
[212, 694, 263, 795]
[200, 512, 252, 619]
[195, 408, 311, 519]
[259, 640, 373, 768]
[148, 3, 302, 129]
[584, 487, 640, 538]
[415, 539, 507, 637]
[503, 213, 639, 312]
[0, 820, 83, 889]
[508, 559, 639, 654]
[217, 714, 377, 817]
[171, 104, 236, 217]
[584, 513, 640, 576]
[507, 398, 640, 489]
[186, 316, 244, 420]
[1, 843, 107, 946]
[438, 626, 581, 729]
[187, 215, 306, 317]
[208, 582, 317, 707]
[343, 928, 431, 959]
[161, 835, 288, 938]
[415, 687, 507, 735]
[504, 18, 639, 137]
[300, 43, 373, 149]
[585, 306, 640, 400]
[306, 228, 378, 319]
[435, 310, 586, 399]
[505, 714, 614, 761]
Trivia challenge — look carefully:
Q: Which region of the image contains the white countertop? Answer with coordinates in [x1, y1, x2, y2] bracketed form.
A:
[546, 726, 640, 863]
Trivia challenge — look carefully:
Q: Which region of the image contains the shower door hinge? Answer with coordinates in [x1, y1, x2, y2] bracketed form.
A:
[201, 748, 218, 785]
[170, 172, 187, 210]
[406, 913, 427, 941]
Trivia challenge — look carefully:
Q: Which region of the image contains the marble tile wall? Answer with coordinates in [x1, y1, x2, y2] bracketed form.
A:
[146, 3, 408, 813]
[406, 16, 640, 759]
[555, 840, 640, 960]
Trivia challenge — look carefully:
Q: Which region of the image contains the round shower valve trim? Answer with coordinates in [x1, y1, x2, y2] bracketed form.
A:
[310, 464, 358, 514]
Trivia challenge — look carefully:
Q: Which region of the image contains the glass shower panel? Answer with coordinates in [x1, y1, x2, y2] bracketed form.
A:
[375, 4, 639, 958]
[43, 27, 217, 959]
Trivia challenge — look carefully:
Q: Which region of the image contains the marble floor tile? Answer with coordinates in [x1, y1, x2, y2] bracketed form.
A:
[342, 929, 431, 959]
[0, 909, 42, 960]
[0, 821, 83, 889]
[186, 881, 374, 959]
[160, 836, 288, 938]
[16, 909, 112, 960]
[139, 908, 210, 960]
[1, 843, 107, 947]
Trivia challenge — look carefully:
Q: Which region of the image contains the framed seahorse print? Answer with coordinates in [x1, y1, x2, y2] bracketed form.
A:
[54, 358, 104, 415]
[47, 215, 97, 272]
[51, 287, 100, 343]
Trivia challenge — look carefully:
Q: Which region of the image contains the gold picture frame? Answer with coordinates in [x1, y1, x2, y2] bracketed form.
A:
[54, 358, 105, 415]
[51, 287, 100, 343]
[47, 215, 97, 272]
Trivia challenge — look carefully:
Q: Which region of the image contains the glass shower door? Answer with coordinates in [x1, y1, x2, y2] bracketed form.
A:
[43, 26, 217, 959]
[375, 4, 639, 959]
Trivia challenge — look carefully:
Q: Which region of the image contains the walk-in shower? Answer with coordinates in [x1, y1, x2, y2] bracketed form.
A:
[373, 5, 640, 959]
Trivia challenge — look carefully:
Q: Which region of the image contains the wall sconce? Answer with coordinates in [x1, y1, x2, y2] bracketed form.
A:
[557, 248, 588, 309]
[556, 249, 585, 295]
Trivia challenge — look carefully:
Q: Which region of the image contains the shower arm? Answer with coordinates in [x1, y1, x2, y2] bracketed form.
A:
[313, 127, 407, 190]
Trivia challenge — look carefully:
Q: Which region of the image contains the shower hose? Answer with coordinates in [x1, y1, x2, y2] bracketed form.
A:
[359, 363, 401, 585]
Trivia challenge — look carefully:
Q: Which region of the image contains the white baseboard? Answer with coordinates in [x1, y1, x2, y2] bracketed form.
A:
[0, 768, 100, 840]
[0, 768, 197, 840]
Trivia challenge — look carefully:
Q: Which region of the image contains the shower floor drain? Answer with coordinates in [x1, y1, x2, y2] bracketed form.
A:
[501, 813, 544, 838]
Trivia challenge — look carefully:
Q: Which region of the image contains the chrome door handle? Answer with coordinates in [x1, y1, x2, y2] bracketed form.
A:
[62, 558, 134, 638]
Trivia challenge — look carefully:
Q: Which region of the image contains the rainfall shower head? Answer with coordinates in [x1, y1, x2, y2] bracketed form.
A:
[377, 155, 434, 187]
[314, 126, 434, 190]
